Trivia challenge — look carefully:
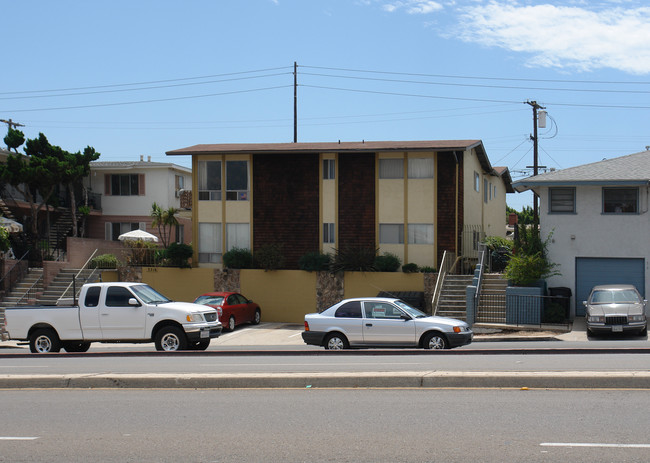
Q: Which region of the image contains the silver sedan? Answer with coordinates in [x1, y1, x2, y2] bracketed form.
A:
[584, 284, 647, 337]
[302, 297, 472, 350]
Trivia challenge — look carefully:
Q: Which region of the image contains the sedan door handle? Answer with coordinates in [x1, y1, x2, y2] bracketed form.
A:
[365, 323, 373, 327]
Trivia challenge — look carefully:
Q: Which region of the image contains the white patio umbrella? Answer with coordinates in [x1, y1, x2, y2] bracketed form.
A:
[117, 229, 159, 242]
[0, 217, 23, 233]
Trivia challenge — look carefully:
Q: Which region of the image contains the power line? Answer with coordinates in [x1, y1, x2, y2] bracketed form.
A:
[0, 72, 291, 101]
[0, 66, 293, 96]
[300, 71, 650, 95]
[3, 85, 293, 113]
[300, 65, 650, 86]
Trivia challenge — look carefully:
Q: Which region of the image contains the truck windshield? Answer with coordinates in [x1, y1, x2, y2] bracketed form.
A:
[131, 285, 171, 304]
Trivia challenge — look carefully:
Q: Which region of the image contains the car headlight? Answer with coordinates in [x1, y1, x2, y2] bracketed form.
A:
[587, 315, 604, 323]
[186, 313, 203, 322]
[629, 315, 646, 322]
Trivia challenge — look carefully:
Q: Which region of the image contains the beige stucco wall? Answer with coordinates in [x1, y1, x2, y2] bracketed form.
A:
[141, 267, 215, 302]
[344, 271, 424, 299]
[240, 269, 318, 323]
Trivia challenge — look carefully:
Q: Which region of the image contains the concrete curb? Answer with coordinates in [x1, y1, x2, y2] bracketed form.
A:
[0, 371, 648, 389]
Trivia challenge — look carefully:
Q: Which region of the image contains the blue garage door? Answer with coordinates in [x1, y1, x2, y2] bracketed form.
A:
[575, 257, 645, 316]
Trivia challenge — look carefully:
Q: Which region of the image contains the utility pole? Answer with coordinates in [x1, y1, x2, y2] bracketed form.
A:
[0, 118, 25, 131]
[293, 62, 297, 143]
[526, 100, 545, 225]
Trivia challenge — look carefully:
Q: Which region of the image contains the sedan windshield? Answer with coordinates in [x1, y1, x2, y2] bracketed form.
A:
[131, 284, 171, 304]
[394, 300, 428, 318]
[590, 290, 640, 304]
[194, 295, 225, 306]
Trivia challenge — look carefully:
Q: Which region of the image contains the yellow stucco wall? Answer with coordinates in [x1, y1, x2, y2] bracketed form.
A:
[141, 267, 215, 302]
[344, 272, 424, 299]
[240, 269, 318, 323]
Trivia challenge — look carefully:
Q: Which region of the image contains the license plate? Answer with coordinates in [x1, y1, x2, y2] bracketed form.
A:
[612, 325, 623, 332]
[200, 329, 210, 338]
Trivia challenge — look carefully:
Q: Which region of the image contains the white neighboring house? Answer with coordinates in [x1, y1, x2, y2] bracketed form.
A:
[85, 157, 192, 244]
[513, 150, 650, 318]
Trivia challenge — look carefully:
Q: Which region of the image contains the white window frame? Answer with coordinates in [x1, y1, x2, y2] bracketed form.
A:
[323, 159, 335, 180]
[474, 172, 480, 192]
[408, 224, 434, 245]
[226, 223, 250, 251]
[407, 158, 434, 179]
[226, 160, 249, 201]
[549, 187, 576, 213]
[198, 222, 221, 263]
[323, 223, 335, 244]
[198, 161, 222, 201]
[379, 223, 404, 244]
[379, 159, 404, 179]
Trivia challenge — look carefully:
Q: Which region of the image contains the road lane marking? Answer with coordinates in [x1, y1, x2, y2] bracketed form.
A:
[541, 443, 650, 448]
[0, 437, 39, 440]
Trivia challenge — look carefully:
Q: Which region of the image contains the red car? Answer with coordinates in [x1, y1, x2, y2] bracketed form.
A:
[193, 292, 261, 331]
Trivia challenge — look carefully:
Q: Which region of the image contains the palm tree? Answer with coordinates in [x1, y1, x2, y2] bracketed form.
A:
[150, 202, 179, 248]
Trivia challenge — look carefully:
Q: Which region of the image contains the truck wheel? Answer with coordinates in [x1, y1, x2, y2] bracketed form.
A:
[189, 339, 210, 351]
[30, 329, 62, 353]
[154, 326, 188, 351]
[63, 341, 91, 353]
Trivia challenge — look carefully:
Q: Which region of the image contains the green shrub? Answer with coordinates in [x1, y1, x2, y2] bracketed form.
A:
[504, 252, 559, 286]
[374, 253, 401, 272]
[223, 247, 253, 269]
[331, 245, 378, 272]
[299, 251, 331, 271]
[165, 243, 193, 268]
[402, 263, 419, 273]
[419, 266, 436, 273]
[483, 235, 512, 252]
[254, 243, 285, 271]
[90, 253, 119, 269]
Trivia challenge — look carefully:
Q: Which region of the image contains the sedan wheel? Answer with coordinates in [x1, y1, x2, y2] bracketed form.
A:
[252, 309, 261, 325]
[228, 316, 236, 331]
[324, 333, 349, 350]
[423, 332, 448, 350]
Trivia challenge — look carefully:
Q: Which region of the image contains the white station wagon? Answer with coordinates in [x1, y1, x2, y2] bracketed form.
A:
[302, 297, 473, 350]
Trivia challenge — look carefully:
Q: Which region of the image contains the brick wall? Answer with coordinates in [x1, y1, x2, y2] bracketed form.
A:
[436, 152, 463, 264]
[338, 153, 376, 249]
[252, 153, 320, 269]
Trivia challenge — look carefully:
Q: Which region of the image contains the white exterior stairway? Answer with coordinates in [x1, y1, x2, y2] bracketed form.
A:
[435, 274, 473, 321]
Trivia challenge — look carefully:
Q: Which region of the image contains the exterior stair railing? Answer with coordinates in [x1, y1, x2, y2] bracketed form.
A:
[473, 244, 488, 313]
[56, 249, 100, 305]
[431, 251, 460, 316]
[0, 251, 30, 299]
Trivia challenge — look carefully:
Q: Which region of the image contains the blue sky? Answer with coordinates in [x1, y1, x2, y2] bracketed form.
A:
[2, 0, 649, 210]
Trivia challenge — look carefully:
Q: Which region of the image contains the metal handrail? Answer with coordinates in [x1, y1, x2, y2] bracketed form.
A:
[473, 244, 487, 312]
[0, 250, 30, 297]
[431, 251, 459, 315]
[15, 273, 44, 306]
[57, 249, 99, 304]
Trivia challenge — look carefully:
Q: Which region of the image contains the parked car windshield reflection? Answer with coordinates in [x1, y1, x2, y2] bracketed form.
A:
[590, 289, 641, 304]
[131, 284, 171, 304]
[194, 295, 225, 306]
[394, 300, 428, 318]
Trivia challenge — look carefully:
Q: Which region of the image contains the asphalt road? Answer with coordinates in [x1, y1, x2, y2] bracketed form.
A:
[1, 389, 649, 462]
[1, 322, 648, 389]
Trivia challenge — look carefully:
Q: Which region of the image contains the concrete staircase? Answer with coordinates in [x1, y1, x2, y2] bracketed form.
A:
[36, 268, 99, 305]
[435, 274, 473, 321]
[48, 209, 74, 252]
[1, 268, 44, 306]
[475, 273, 508, 323]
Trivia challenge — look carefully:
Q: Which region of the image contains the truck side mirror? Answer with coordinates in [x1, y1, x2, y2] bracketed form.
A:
[128, 298, 141, 307]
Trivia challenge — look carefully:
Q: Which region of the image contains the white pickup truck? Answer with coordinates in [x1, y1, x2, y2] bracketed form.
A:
[3, 282, 222, 353]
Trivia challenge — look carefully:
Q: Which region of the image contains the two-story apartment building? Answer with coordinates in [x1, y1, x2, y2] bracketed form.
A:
[167, 140, 512, 270]
[85, 157, 192, 244]
[513, 150, 650, 317]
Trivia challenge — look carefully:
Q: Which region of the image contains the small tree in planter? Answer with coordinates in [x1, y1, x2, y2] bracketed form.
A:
[254, 243, 285, 271]
[299, 251, 331, 271]
[504, 225, 560, 286]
